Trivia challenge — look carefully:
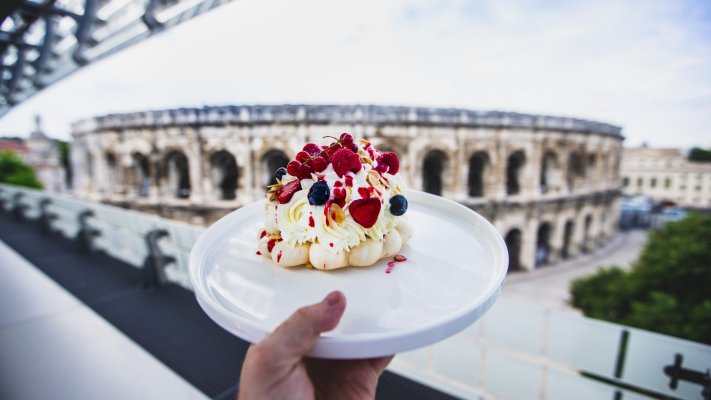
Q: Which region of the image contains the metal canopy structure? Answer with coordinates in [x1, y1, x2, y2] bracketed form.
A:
[0, 0, 233, 116]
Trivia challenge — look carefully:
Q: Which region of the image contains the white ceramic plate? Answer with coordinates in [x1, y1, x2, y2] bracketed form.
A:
[189, 190, 508, 359]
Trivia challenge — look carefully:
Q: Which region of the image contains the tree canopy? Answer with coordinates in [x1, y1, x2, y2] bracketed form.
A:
[0, 150, 43, 189]
[688, 147, 711, 163]
[570, 213, 711, 344]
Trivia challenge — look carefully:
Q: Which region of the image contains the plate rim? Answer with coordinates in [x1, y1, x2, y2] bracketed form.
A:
[189, 190, 508, 358]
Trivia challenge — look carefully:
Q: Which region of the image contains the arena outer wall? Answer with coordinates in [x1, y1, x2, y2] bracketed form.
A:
[70, 105, 624, 272]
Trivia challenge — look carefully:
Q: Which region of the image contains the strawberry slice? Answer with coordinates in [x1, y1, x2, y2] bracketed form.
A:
[276, 179, 302, 204]
[349, 198, 381, 228]
[377, 152, 399, 174]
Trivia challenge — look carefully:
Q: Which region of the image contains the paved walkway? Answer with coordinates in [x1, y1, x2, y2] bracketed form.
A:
[501, 230, 648, 312]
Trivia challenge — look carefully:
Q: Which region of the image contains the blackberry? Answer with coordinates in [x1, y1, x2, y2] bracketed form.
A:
[274, 167, 287, 181]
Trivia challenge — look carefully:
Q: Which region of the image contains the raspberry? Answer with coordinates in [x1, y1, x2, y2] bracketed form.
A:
[311, 156, 328, 172]
[322, 145, 339, 160]
[303, 143, 321, 156]
[331, 148, 361, 177]
[276, 179, 302, 204]
[377, 152, 399, 175]
[349, 198, 381, 228]
[287, 161, 302, 176]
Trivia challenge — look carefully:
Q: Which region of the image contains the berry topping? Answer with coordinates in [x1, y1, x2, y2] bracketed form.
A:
[299, 163, 313, 179]
[339, 133, 354, 145]
[308, 181, 330, 205]
[295, 151, 311, 163]
[311, 156, 328, 172]
[331, 148, 361, 177]
[287, 160, 302, 176]
[349, 198, 381, 228]
[276, 179, 302, 204]
[389, 194, 408, 216]
[303, 143, 321, 156]
[377, 152, 400, 174]
[358, 187, 371, 198]
[274, 167, 287, 182]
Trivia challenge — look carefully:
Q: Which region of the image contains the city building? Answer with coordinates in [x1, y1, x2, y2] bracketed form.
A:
[0, 116, 66, 192]
[70, 105, 624, 272]
[621, 147, 711, 209]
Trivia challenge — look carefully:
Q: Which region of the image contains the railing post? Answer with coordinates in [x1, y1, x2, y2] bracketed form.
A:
[12, 193, 27, 221]
[142, 229, 175, 288]
[39, 198, 57, 234]
[76, 210, 100, 252]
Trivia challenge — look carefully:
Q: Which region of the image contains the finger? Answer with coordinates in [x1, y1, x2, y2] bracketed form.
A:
[259, 291, 346, 366]
[368, 355, 394, 375]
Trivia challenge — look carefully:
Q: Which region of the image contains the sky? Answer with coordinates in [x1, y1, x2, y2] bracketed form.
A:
[0, 0, 710, 148]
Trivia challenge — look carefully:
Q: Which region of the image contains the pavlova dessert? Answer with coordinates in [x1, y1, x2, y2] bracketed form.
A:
[257, 133, 413, 270]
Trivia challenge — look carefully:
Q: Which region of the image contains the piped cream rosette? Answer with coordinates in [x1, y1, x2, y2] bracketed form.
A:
[258, 146, 412, 270]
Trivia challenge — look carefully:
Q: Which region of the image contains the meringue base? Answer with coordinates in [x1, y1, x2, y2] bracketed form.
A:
[258, 217, 413, 270]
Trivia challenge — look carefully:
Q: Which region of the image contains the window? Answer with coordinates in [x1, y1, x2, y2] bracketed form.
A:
[664, 178, 672, 188]
[651, 178, 657, 188]
[623, 177, 630, 187]
[637, 178, 643, 188]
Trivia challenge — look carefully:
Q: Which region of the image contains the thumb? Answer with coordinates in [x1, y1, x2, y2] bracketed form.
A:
[260, 291, 346, 365]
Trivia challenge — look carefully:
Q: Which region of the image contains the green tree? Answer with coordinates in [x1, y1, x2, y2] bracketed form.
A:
[688, 147, 711, 162]
[0, 150, 43, 189]
[570, 213, 711, 344]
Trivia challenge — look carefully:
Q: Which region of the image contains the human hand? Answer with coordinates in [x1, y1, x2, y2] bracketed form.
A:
[238, 291, 393, 400]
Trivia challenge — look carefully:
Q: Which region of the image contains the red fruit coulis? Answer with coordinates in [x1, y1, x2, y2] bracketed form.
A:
[386, 255, 408, 274]
[277, 251, 283, 262]
[308, 215, 315, 227]
[267, 239, 281, 253]
[358, 187, 370, 198]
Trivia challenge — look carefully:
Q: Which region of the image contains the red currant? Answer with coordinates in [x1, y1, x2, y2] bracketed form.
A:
[295, 151, 310, 163]
[311, 156, 328, 172]
[303, 143, 321, 156]
[299, 163, 313, 179]
[287, 160, 302, 176]
[339, 133, 354, 145]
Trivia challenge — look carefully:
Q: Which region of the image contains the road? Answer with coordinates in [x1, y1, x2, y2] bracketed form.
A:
[500, 229, 648, 313]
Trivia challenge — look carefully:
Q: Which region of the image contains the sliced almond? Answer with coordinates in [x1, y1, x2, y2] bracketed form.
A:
[367, 170, 381, 187]
[329, 203, 345, 224]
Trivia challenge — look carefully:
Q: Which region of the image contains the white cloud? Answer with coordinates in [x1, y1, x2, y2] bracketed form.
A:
[0, 0, 709, 148]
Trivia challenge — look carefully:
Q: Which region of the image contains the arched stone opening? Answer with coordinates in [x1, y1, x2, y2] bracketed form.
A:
[261, 150, 290, 187]
[582, 214, 593, 253]
[105, 152, 119, 192]
[561, 220, 574, 259]
[587, 154, 597, 179]
[468, 151, 489, 197]
[423, 150, 448, 196]
[505, 229, 523, 272]
[210, 150, 238, 200]
[132, 153, 151, 197]
[164, 151, 191, 199]
[535, 222, 553, 267]
[540, 151, 558, 194]
[567, 152, 585, 191]
[506, 150, 526, 195]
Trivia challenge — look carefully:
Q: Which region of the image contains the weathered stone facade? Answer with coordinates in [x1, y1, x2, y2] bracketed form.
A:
[71, 105, 623, 271]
